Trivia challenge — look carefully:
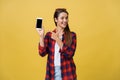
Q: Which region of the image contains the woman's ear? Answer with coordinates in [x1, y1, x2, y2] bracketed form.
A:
[54, 18, 57, 22]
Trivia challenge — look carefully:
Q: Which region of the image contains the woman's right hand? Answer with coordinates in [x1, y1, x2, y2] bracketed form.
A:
[36, 28, 44, 38]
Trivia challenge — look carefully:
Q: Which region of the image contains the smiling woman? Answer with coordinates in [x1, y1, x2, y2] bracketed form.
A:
[1, 0, 120, 80]
[36, 8, 77, 80]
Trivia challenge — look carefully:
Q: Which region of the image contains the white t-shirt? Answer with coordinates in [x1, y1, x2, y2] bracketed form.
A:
[54, 36, 62, 66]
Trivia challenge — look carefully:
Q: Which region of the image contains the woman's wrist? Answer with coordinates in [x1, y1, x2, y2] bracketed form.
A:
[40, 37, 44, 47]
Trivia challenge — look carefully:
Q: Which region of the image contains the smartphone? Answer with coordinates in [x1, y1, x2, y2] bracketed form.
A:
[36, 18, 42, 29]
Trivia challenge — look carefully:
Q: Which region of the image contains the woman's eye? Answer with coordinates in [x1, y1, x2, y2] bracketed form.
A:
[61, 17, 68, 20]
[66, 17, 68, 19]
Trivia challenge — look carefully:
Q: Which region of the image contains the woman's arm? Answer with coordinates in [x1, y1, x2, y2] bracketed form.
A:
[51, 31, 77, 59]
[36, 28, 49, 57]
[38, 32, 50, 57]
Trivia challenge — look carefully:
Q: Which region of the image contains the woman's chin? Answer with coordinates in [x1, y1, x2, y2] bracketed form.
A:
[61, 25, 67, 28]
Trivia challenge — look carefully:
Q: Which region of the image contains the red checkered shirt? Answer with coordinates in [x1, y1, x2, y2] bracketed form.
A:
[38, 29, 77, 80]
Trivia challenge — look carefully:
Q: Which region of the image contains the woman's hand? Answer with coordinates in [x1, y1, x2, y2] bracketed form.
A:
[51, 32, 63, 49]
[51, 32, 59, 40]
[36, 28, 44, 38]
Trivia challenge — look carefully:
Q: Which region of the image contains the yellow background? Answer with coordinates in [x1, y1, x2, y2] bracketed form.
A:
[0, 0, 120, 80]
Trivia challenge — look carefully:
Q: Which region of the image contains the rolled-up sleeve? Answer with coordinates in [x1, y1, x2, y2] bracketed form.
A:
[38, 32, 50, 57]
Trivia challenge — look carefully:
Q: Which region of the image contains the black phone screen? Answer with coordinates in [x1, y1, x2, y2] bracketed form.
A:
[36, 18, 42, 28]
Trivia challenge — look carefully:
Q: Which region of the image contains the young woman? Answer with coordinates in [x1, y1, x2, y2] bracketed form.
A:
[36, 8, 77, 80]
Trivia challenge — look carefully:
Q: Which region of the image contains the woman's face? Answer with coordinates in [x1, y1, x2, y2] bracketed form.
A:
[55, 12, 68, 29]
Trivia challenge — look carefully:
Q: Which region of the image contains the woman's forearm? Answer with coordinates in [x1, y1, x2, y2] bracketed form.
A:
[40, 37, 44, 47]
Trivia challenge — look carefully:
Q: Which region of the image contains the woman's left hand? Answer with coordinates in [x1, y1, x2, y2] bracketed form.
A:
[51, 32, 59, 41]
[51, 32, 63, 49]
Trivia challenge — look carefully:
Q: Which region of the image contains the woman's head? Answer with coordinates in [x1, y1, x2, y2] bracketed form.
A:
[54, 8, 69, 29]
[53, 8, 72, 46]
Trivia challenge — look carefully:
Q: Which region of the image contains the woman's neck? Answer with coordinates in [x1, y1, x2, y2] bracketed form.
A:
[56, 26, 64, 33]
[56, 26, 64, 37]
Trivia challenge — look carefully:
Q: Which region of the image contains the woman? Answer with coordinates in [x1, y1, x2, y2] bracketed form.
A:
[36, 8, 77, 80]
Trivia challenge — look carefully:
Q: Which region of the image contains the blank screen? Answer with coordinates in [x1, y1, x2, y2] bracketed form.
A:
[36, 19, 42, 28]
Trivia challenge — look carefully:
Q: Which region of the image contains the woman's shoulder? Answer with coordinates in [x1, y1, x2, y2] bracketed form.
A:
[45, 29, 56, 36]
[45, 32, 52, 37]
[70, 31, 76, 36]
[46, 31, 51, 35]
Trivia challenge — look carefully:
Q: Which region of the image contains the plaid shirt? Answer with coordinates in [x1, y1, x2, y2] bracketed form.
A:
[38, 29, 77, 80]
